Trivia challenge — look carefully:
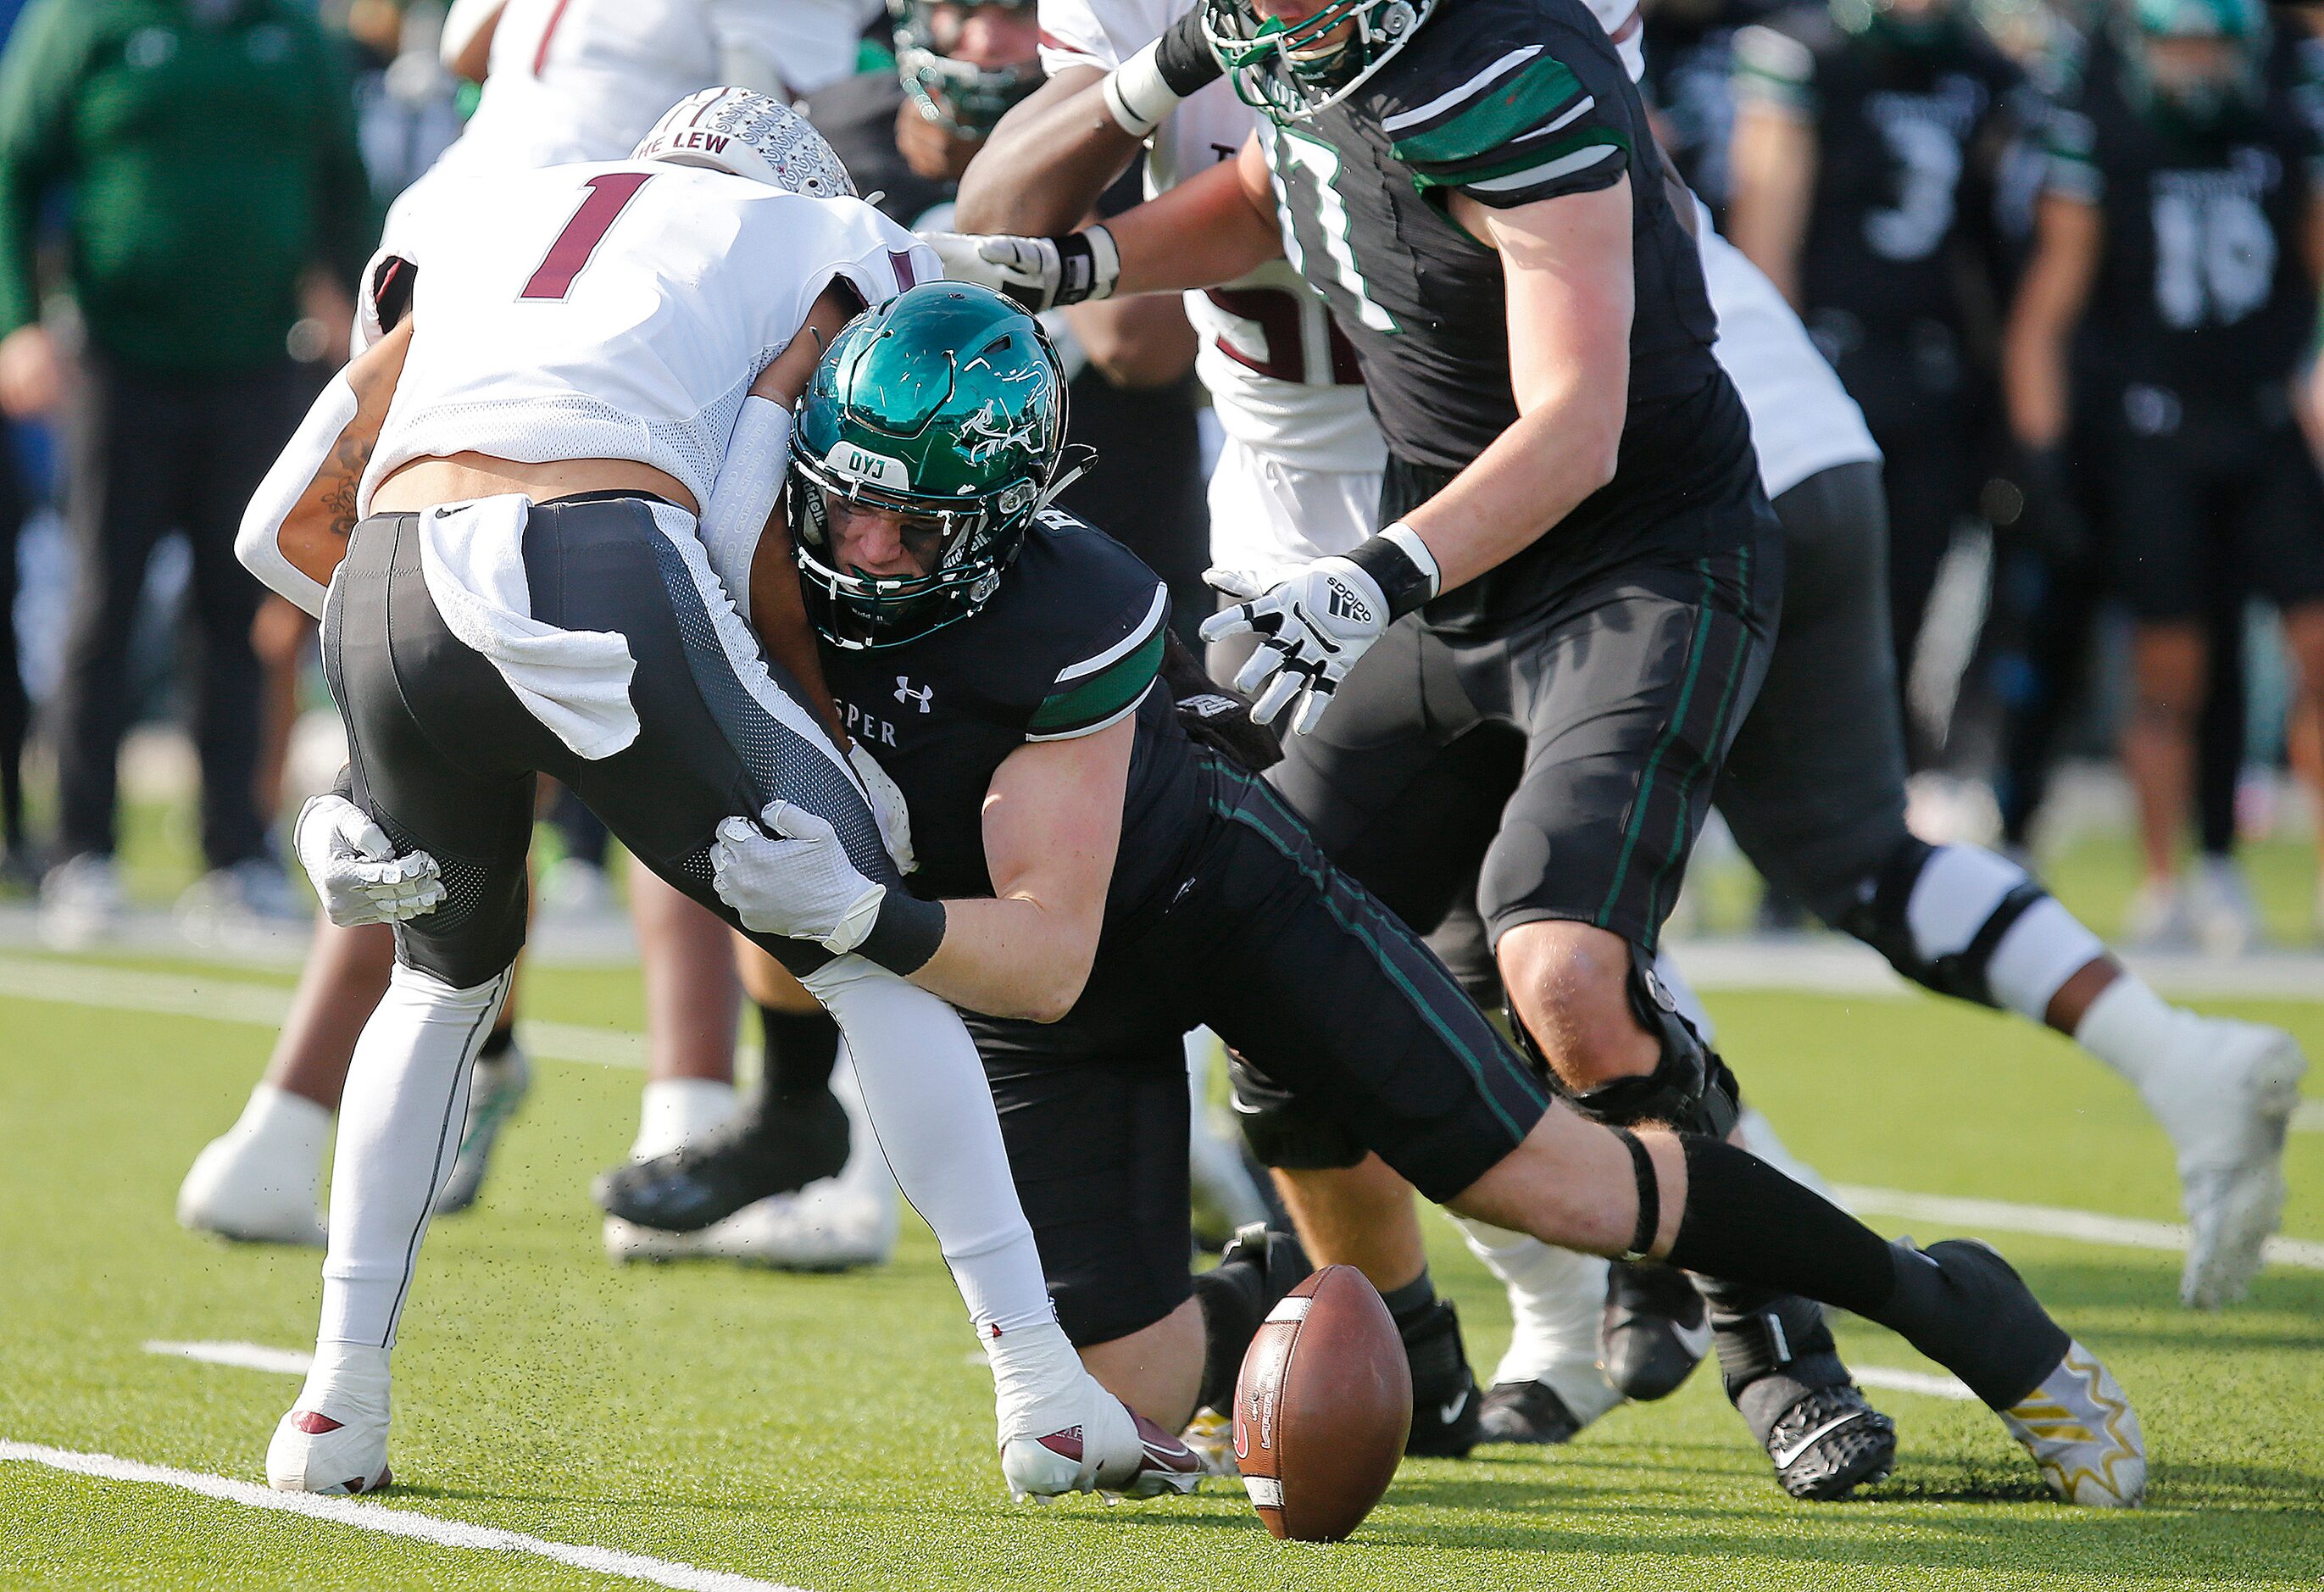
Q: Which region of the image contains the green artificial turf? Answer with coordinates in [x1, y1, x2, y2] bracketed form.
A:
[1, 959, 2319, 1590]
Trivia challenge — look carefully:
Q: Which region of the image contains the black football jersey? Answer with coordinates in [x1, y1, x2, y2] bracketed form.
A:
[1732, 7, 2024, 342]
[2044, 31, 2324, 404]
[1262, 0, 1757, 632]
[818, 509, 1204, 933]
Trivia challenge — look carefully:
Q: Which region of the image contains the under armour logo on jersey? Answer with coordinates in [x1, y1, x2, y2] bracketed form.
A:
[1324, 578, 1373, 626]
[895, 678, 933, 712]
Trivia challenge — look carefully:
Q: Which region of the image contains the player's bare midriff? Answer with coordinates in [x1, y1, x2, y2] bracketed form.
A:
[372, 452, 702, 519]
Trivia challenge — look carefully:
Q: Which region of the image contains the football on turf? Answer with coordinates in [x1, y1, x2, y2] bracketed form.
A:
[1232, 1263, 1410, 1541]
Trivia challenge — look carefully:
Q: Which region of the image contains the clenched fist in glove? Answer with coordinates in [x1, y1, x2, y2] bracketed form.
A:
[293, 791, 446, 927]
[920, 227, 1120, 314]
[1198, 524, 1440, 736]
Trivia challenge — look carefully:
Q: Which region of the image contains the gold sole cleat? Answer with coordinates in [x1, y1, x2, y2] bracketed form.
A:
[1999, 1340, 2146, 1507]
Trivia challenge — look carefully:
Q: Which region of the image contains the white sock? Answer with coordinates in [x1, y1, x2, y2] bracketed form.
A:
[631, 1077, 737, 1161]
[2072, 975, 2183, 1094]
[800, 957, 1054, 1342]
[985, 1317, 1091, 1444]
[1451, 1215, 1612, 1402]
[292, 1340, 391, 1417]
[317, 963, 513, 1347]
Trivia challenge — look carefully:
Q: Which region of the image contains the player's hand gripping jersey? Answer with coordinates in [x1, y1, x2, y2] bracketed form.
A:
[1250, 0, 1757, 629]
[1038, 0, 1383, 472]
[353, 162, 937, 516]
[2044, 29, 2324, 404]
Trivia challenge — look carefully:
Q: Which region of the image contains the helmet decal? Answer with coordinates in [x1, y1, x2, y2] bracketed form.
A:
[635, 88, 858, 198]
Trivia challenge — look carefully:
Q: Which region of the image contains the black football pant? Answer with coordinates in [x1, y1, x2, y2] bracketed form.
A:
[53, 354, 304, 869]
[973, 752, 1551, 1346]
[324, 494, 894, 988]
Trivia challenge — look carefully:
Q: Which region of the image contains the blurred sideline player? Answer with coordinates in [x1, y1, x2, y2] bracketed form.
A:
[941, 0, 2306, 1464]
[241, 92, 1169, 1505]
[1725, 0, 2027, 768]
[2005, 0, 2324, 949]
[695, 279, 2142, 1510]
[597, 0, 1265, 1269]
[177, 0, 880, 1244]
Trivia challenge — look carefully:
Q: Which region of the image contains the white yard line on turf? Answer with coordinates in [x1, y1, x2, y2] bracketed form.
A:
[0, 955, 643, 1069]
[0, 1441, 809, 1592]
[1836, 1184, 2324, 1271]
[142, 1341, 311, 1376]
[1854, 1367, 1977, 1401]
[8, 953, 2320, 1265]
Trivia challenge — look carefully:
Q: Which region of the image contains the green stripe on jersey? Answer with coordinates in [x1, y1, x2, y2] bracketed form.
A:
[1391, 54, 1586, 169]
[1409, 123, 1629, 192]
[1027, 623, 1165, 738]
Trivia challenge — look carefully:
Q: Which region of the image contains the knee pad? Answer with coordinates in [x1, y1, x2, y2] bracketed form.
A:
[1226, 1051, 1367, 1171]
[1840, 837, 2048, 1010]
[1520, 942, 1742, 1142]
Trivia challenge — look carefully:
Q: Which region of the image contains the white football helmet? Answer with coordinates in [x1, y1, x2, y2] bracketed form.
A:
[633, 87, 857, 199]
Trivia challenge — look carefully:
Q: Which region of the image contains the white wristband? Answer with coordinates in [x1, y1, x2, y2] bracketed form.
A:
[701, 396, 794, 623]
[1101, 42, 1181, 138]
[1378, 520, 1441, 599]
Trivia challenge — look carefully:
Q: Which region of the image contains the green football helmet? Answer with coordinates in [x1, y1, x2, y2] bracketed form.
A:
[1201, 0, 1435, 123]
[892, 0, 1044, 140]
[792, 282, 1076, 650]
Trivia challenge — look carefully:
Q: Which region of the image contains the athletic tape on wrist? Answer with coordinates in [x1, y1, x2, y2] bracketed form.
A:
[1101, 43, 1180, 137]
[859, 890, 946, 975]
[1347, 523, 1438, 621]
[1055, 225, 1120, 305]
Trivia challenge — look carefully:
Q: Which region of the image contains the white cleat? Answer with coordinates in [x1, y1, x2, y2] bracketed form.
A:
[999, 1373, 1204, 1504]
[268, 1345, 392, 1495]
[1999, 1340, 2145, 1507]
[2143, 1016, 2306, 1308]
[177, 1090, 330, 1247]
[433, 1043, 531, 1215]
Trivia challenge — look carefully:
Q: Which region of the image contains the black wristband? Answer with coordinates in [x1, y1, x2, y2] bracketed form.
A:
[1345, 532, 1434, 621]
[1612, 1126, 1660, 1261]
[1053, 231, 1102, 306]
[857, 889, 947, 976]
[1155, 8, 1226, 95]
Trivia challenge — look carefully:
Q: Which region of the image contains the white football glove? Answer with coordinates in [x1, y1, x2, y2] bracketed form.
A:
[292, 792, 446, 927]
[848, 741, 916, 876]
[711, 800, 886, 955]
[920, 226, 1120, 313]
[1198, 557, 1394, 737]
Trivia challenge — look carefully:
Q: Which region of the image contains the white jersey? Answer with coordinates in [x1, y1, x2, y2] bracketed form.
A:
[359, 162, 937, 515]
[1039, 0, 1382, 474]
[431, 0, 868, 179]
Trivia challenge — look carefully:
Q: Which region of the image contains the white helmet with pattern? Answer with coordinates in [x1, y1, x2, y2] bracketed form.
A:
[633, 87, 857, 199]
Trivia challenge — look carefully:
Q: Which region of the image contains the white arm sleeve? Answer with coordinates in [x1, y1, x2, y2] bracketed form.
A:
[700, 396, 793, 624]
[237, 372, 358, 619]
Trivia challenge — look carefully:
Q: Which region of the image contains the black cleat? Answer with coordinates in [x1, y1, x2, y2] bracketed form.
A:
[592, 1089, 851, 1233]
[1760, 1383, 1897, 1500]
[1400, 1299, 1483, 1457]
[1713, 1291, 1897, 1500]
[1476, 1378, 1585, 1445]
[1601, 1261, 1711, 1401]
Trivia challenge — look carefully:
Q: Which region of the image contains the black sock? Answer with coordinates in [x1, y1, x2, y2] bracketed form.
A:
[1192, 1266, 1264, 1412]
[1665, 1137, 1898, 1319]
[760, 1005, 840, 1102]
[1379, 1267, 1439, 1334]
[479, 1024, 515, 1060]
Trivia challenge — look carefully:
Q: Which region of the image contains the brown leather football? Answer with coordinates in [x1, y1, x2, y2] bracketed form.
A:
[1231, 1263, 1411, 1542]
